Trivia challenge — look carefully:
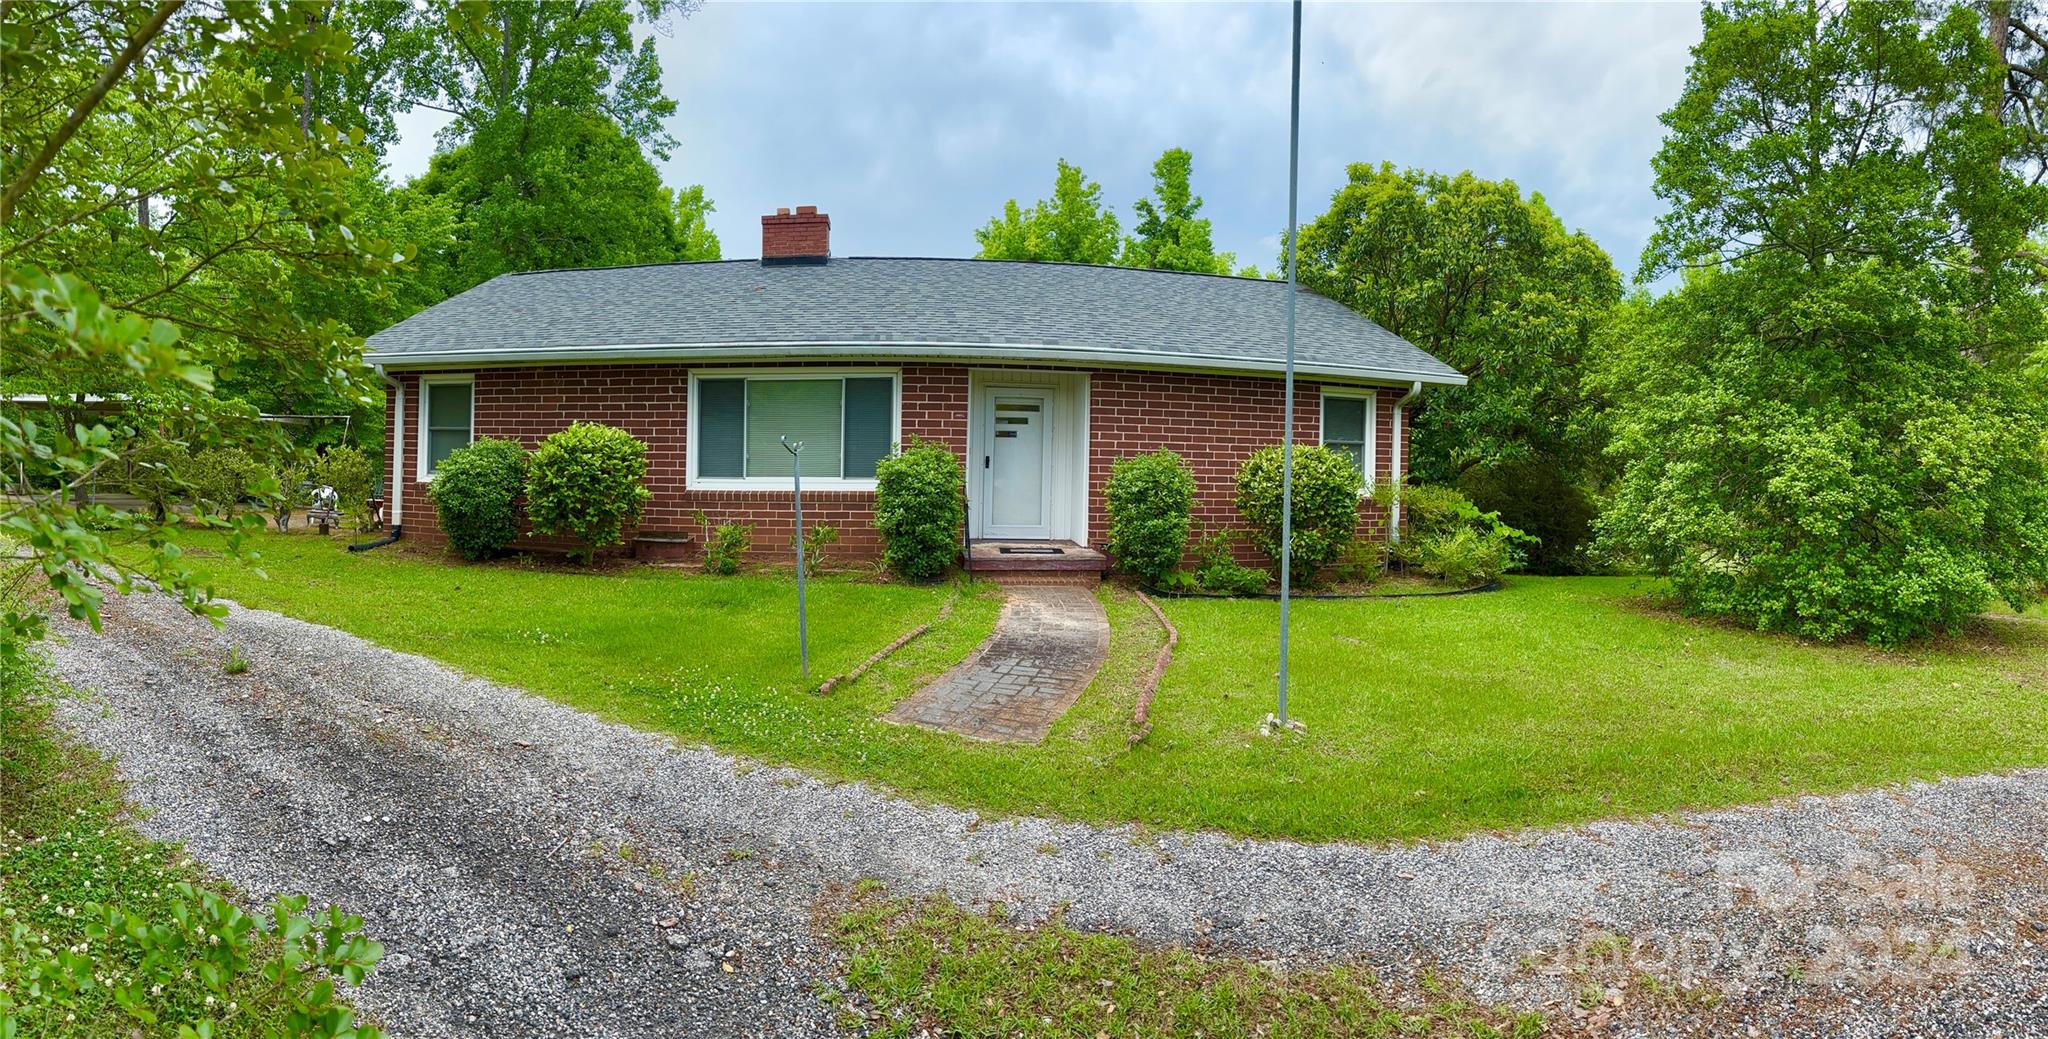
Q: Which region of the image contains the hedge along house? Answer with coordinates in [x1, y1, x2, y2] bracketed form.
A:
[363, 207, 1465, 575]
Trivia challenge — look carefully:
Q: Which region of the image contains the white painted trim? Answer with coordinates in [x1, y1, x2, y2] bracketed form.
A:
[367, 341, 1467, 387]
[1316, 386, 1379, 481]
[685, 368, 901, 492]
[416, 374, 475, 482]
[966, 369, 1088, 543]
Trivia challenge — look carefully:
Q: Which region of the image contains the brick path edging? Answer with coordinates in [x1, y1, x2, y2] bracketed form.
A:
[815, 593, 957, 695]
[1127, 589, 1179, 746]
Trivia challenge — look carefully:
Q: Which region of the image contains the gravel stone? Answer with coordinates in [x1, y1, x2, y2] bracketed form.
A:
[46, 592, 2048, 1037]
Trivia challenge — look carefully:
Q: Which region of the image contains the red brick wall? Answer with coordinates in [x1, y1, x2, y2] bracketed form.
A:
[386, 361, 1411, 567]
[391, 363, 967, 562]
[1084, 371, 1400, 565]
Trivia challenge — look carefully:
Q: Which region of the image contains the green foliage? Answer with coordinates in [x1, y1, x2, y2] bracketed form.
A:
[1178, 528, 1272, 596]
[267, 458, 313, 534]
[1104, 450, 1196, 585]
[1596, 267, 2048, 643]
[427, 438, 529, 561]
[974, 160, 1121, 264]
[1415, 528, 1514, 587]
[185, 448, 270, 513]
[1233, 445, 1362, 579]
[1601, 0, 2048, 644]
[794, 524, 839, 576]
[1, 641, 384, 1037]
[1119, 148, 1235, 274]
[524, 424, 651, 565]
[831, 887, 1546, 1039]
[1297, 164, 1623, 484]
[703, 523, 753, 576]
[314, 445, 376, 528]
[1331, 539, 1388, 585]
[1382, 482, 1533, 583]
[872, 439, 965, 582]
[0, 0, 397, 637]
[412, 110, 700, 291]
[668, 184, 723, 261]
[1459, 458, 1597, 575]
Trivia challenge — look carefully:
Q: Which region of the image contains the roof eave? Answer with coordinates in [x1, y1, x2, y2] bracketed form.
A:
[360, 341, 1468, 387]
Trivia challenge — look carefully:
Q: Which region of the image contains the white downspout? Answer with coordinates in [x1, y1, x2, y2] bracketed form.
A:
[376, 364, 404, 530]
[1388, 380, 1423, 543]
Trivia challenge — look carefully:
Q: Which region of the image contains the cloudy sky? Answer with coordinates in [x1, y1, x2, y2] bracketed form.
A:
[385, 1, 1704, 281]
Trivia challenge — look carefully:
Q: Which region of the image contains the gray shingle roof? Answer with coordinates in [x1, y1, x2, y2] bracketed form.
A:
[363, 257, 1465, 385]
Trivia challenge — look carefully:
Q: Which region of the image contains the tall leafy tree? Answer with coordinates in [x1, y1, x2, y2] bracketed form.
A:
[1296, 165, 1623, 479]
[384, 0, 689, 158]
[406, 108, 696, 288]
[667, 183, 722, 261]
[1600, 0, 2048, 643]
[1, 0, 397, 643]
[974, 159, 1122, 264]
[1120, 148, 1234, 274]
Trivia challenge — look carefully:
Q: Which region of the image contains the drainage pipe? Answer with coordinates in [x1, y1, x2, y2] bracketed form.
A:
[1388, 380, 1424, 543]
[349, 365, 405, 552]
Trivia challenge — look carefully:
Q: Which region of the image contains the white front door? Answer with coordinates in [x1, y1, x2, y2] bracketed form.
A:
[981, 389, 1053, 540]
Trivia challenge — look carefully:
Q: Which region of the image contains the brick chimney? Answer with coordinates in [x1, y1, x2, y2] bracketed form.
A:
[761, 205, 829, 265]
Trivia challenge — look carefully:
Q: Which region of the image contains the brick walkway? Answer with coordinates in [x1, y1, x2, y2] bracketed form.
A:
[883, 585, 1110, 742]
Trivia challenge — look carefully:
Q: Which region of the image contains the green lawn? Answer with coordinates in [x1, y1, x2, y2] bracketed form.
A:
[163, 532, 2048, 844]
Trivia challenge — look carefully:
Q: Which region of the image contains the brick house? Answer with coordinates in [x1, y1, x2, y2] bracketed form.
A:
[362, 207, 1465, 574]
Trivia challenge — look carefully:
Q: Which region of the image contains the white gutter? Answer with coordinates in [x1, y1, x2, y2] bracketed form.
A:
[374, 364, 403, 528]
[362, 340, 1468, 387]
[1388, 380, 1424, 543]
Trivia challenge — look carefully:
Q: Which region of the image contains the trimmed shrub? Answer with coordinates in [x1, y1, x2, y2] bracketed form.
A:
[873, 437, 964, 581]
[1104, 449, 1196, 585]
[525, 423, 652, 564]
[1233, 444, 1362, 579]
[267, 458, 312, 533]
[427, 438, 528, 560]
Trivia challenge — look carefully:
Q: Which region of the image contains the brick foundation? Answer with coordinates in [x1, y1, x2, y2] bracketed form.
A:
[382, 361, 1413, 569]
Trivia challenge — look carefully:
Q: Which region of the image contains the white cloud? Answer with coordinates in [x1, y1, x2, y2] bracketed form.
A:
[382, 1, 1704, 276]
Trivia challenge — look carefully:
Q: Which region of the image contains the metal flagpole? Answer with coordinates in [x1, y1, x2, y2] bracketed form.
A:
[1275, 0, 1303, 731]
[783, 437, 809, 680]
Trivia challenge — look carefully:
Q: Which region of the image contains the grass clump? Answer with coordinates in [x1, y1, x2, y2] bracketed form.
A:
[0, 640, 384, 1037]
[828, 885, 1543, 1038]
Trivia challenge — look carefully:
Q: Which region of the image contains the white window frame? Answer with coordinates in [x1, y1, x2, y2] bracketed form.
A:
[416, 374, 476, 481]
[686, 368, 902, 491]
[1318, 387, 1379, 484]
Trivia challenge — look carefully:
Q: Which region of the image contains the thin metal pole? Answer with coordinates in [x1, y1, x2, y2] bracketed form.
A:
[785, 437, 809, 680]
[1277, 0, 1302, 727]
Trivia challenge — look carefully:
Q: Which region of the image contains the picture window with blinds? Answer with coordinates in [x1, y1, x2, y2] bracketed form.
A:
[692, 373, 897, 487]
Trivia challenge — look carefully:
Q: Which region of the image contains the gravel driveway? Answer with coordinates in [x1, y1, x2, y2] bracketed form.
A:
[48, 592, 2048, 1038]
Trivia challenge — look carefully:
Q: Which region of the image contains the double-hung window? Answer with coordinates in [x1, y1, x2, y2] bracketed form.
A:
[419, 377, 474, 479]
[691, 372, 897, 488]
[1320, 390, 1375, 480]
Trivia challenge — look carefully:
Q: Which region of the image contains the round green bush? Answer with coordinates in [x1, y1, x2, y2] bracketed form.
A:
[1233, 444, 1362, 579]
[1104, 449, 1196, 585]
[525, 423, 652, 564]
[873, 438, 964, 581]
[183, 446, 268, 513]
[428, 438, 529, 560]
